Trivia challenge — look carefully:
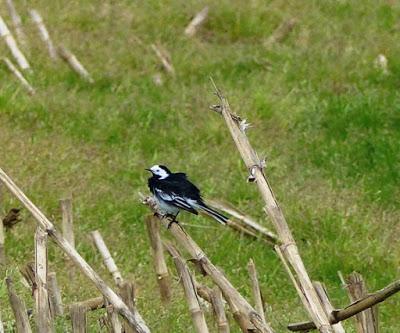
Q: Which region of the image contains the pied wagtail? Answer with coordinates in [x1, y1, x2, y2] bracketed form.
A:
[146, 165, 228, 225]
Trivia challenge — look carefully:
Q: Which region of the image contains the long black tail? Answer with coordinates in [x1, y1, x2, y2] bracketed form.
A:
[197, 203, 228, 224]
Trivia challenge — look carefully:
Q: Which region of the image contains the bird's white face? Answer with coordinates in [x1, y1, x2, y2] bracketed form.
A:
[149, 165, 170, 179]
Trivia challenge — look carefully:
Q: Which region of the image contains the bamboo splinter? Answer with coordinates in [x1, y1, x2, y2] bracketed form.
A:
[30, 9, 57, 60]
[210, 79, 334, 333]
[0, 168, 150, 333]
[58, 45, 94, 83]
[2, 57, 35, 95]
[248, 259, 267, 325]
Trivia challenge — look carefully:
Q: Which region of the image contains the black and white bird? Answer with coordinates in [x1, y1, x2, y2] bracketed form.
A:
[146, 164, 228, 224]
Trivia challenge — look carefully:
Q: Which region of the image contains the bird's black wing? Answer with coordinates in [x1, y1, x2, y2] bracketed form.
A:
[152, 174, 202, 214]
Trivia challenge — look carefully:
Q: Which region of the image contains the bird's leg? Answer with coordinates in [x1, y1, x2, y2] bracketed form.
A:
[166, 213, 179, 229]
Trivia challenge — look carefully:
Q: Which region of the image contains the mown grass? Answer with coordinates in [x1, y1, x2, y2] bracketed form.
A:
[0, 0, 399, 332]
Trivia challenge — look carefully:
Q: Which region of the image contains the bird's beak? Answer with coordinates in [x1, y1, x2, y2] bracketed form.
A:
[145, 168, 151, 172]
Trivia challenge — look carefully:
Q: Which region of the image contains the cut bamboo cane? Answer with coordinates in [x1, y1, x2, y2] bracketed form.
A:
[104, 298, 123, 333]
[5, 0, 27, 46]
[6, 277, 32, 333]
[0, 168, 150, 333]
[0, 312, 4, 333]
[2, 57, 35, 95]
[35, 227, 54, 333]
[165, 243, 209, 333]
[0, 15, 30, 70]
[67, 297, 104, 314]
[60, 197, 75, 248]
[0, 184, 5, 264]
[145, 215, 171, 303]
[90, 230, 123, 287]
[70, 304, 87, 333]
[248, 259, 266, 325]
[288, 279, 400, 331]
[150, 44, 175, 76]
[264, 18, 297, 47]
[48, 272, 64, 317]
[30, 9, 57, 60]
[57, 45, 94, 83]
[143, 196, 274, 333]
[345, 272, 378, 333]
[119, 281, 136, 333]
[184, 6, 209, 37]
[208, 199, 278, 244]
[313, 282, 345, 333]
[210, 79, 334, 333]
[209, 287, 230, 333]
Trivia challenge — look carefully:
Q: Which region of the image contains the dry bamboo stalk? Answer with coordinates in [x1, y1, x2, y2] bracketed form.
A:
[30, 9, 57, 60]
[48, 272, 64, 317]
[119, 281, 136, 333]
[210, 79, 334, 333]
[6, 277, 32, 333]
[70, 304, 87, 333]
[0, 15, 30, 70]
[0, 312, 4, 333]
[60, 197, 75, 248]
[57, 45, 94, 83]
[345, 273, 378, 333]
[288, 279, 400, 331]
[90, 230, 123, 286]
[66, 297, 104, 314]
[150, 44, 175, 76]
[184, 6, 209, 37]
[208, 199, 278, 244]
[2, 57, 35, 95]
[248, 259, 266, 325]
[35, 227, 54, 333]
[5, 0, 26, 46]
[196, 283, 212, 304]
[264, 18, 297, 47]
[0, 168, 150, 333]
[143, 196, 274, 333]
[0, 184, 5, 264]
[313, 282, 345, 333]
[104, 298, 123, 333]
[165, 243, 209, 333]
[145, 215, 171, 303]
[209, 287, 230, 333]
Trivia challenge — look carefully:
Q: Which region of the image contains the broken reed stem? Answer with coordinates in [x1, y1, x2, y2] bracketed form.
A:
[208, 199, 278, 244]
[210, 79, 334, 333]
[6, 277, 32, 333]
[287, 279, 400, 331]
[0, 168, 150, 333]
[30, 9, 57, 60]
[145, 215, 171, 303]
[345, 272, 378, 333]
[90, 230, 123, 286]
[47, 272, 64, 317]
[210, 287, 230, 333]
[35, 227, 54, 333]
[0, 15, 30, 70]
[60, 197, 75, 247]
[0, 183, 5, 264]
[184, 6, 209, 37]
[2, 57, 35, 95]
[143, 196, 274, 333]
[248, 259, 266, 325]
[150, 44, 175, 76]
[165, 243, 209, 333]
[104, 298, 123, 333]
[57, 45, 94, 83]
[313, 282, 345, 333]
[70, 304, 87, 333]
[264, 18, 297, 47]
[5, 0, 26, 46]
[119, 281, 137, 333]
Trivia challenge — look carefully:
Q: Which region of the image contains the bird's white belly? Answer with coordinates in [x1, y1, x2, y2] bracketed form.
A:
[154, 195, 179, 215]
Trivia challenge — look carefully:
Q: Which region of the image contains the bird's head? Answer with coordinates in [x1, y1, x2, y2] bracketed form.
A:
[146, 164, 171, 179]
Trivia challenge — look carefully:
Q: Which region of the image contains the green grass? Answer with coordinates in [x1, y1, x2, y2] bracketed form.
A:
[0, 0, 399, 332]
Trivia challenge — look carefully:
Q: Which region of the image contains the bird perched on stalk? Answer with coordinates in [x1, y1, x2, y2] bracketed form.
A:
[146, 164, 228, 225]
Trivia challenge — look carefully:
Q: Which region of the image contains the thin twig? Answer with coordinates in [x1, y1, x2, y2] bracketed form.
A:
[2, 57, 35, 95]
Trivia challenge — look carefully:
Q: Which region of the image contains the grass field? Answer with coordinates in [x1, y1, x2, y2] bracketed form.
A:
[0, 0, 399, 332]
